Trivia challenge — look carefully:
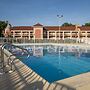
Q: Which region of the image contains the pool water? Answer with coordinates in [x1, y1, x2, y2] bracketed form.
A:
[6, 45, 90, 83]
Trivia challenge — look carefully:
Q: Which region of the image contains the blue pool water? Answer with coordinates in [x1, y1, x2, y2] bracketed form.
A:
[5, 44, 90, 83]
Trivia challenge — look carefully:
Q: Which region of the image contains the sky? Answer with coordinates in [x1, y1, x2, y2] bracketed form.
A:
[0, 0, 90, 26]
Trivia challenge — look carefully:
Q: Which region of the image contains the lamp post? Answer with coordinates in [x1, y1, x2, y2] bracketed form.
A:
[57, 15, 63, 61]
[57, 15, 63, 40]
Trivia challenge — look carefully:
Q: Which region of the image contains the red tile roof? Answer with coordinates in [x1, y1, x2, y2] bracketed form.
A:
[44, 26, 76, 30]
[79, 26, 90, 30]
[11, 25, 90, 31]
[44, 26, 59, 30]
[11, 26, 33, 30]
[61, 26, 76, 30]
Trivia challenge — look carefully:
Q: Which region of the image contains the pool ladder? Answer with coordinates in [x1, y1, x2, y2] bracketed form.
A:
[0, 43, 30, 73]
[7, 55, 18, 71]
[0, 43, 7, 73]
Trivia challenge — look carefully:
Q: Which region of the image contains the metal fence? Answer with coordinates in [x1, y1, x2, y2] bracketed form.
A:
[0, 37, 82, 44]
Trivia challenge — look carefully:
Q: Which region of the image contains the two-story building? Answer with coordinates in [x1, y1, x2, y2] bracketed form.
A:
[10, 23, 90, 42]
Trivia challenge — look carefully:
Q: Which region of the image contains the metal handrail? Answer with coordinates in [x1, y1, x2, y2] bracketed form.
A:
[1, 42, 10, 49]
[0, 43, 30, 73]
[2, 43, 30, 57]
[7, 54, 16, 65]
[0, 43, 8, 72]
[9, 57, 18, 71]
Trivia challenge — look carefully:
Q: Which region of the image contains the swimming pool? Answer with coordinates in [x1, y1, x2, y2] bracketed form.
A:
[5, 44, 90, 83]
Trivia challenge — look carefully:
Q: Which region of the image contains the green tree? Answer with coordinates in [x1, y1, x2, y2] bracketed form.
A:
[0, 21, 8, 37]
[84, 22, 90, 26]
[61, 22, 74, 26]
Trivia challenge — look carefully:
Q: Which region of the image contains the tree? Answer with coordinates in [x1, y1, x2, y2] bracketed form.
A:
[0, 21, 8, 37]
[84, 22, 90, 26]
[61, 22, 74, 26]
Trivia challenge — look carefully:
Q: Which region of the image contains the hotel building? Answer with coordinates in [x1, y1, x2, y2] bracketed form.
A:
[10, 23, 90, 42]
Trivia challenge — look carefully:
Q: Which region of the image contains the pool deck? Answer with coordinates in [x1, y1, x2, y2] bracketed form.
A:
[1, 44, 90, 90]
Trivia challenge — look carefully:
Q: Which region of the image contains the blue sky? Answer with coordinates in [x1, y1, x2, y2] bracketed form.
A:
[0, 0, 90, 26]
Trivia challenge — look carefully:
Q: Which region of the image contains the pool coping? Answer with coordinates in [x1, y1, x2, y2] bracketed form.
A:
[3, 45, 90, 90]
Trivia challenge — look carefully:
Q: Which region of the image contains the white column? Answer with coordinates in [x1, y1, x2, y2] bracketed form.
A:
[29, 31, 30, 40]
[85, 31, 87, 38]
[55, 31, 57, 40]
[85, 31, 87, 43]
[77, 31, 80, 43]
[41, 28, 43, 39]
[62, 31, 64, 40]
[47, 31, 49, 39]
[33, 28, 35, 41]
[21, 31, 22, 38]
[78, 31, 80, 39]
[13, 31, 15, 38]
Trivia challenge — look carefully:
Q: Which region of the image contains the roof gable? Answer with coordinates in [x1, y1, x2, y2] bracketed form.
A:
[33, 23, 43, 27]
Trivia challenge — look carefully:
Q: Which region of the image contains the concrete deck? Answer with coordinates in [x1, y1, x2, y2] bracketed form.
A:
[0, 46, 90, 90]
